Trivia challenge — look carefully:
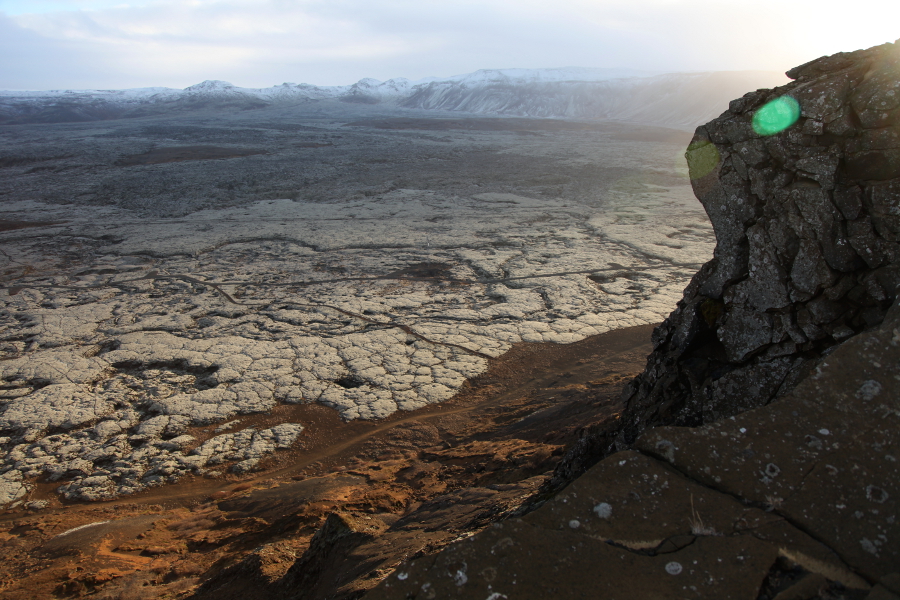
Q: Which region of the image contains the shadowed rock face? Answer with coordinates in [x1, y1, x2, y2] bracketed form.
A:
[618, 39, 900, 444]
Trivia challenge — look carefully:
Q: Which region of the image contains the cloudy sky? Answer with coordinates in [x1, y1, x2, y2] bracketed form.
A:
[0, 0, 897, 90]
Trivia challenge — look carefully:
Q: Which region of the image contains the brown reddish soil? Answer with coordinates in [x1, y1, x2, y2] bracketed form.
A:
[0, 324, 654, 600]
[0, 219, 64, 232]
[115, 146, 268, 166]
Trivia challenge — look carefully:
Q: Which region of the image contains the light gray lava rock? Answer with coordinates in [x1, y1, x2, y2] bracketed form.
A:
[133, 414, 191, 440]
[0, 383, 116, 442]
[190, 423, 304, 473]
[0, 469, 29, 506]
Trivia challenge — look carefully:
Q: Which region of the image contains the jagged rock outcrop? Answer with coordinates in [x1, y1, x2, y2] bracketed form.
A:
[618, 39, 900, 445]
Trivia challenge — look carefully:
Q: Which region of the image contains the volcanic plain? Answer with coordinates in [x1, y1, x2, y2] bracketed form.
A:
[0, 100, 712, 598]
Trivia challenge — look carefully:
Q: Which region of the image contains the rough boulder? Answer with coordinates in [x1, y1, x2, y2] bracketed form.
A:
[619, 39, 900, 443]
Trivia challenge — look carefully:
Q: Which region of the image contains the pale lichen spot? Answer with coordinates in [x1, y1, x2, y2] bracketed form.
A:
[593, 502, 613, 520]
[866, 485, 889, 504]
[855, 380, 883, 401]
[665, 561, 683, 575]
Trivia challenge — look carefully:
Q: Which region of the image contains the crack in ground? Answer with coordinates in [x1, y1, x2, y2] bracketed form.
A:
[632, 446, 875, 586]
[2, 265, 683, 362]
[3, 265, 680, 293]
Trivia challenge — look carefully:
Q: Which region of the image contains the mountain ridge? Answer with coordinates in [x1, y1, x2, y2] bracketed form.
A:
[0, 68, 788, 130]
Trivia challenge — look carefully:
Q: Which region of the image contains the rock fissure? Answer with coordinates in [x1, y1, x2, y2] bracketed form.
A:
[4, 265, 672, 296]
[635, 443, 874, 588]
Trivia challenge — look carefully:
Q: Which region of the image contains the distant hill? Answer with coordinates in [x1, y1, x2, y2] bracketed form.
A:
[0, 68, 788, 130]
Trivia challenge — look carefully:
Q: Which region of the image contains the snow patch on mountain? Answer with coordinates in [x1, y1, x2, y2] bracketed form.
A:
[445, 67, 657, 84]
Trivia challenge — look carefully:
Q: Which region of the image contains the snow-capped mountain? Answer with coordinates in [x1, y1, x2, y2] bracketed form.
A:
[399, 70, 790, 130]
[0, 68, 788, 130]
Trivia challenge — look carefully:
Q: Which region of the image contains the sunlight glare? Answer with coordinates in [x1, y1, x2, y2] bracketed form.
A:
[752, 96, 801, 136]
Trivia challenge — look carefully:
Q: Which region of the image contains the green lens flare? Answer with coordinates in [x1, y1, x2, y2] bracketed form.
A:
[752, 96, 801, 136]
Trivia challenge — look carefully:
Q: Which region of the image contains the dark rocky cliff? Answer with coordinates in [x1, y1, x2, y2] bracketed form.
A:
[370, 41, 900, 600]
[619, 40, 900, 444]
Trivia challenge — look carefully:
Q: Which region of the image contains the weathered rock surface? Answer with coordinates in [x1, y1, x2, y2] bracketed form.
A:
[371, 239, 900, 600]
[619, 39, 900, 443]
[192, 477, 546, 600]
[636, 303, 900, 583]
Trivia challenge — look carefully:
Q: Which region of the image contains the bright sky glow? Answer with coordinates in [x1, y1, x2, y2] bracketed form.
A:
[0, 0, 150, 15]
[0, 0, 898, 90]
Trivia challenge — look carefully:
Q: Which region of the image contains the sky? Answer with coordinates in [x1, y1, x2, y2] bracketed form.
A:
[0, 0, 898, 90]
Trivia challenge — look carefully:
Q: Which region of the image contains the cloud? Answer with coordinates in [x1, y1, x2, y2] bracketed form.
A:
[0, 14, 117, 89]
[0, 0, 156, 16]
[1, 0, 898, 90]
